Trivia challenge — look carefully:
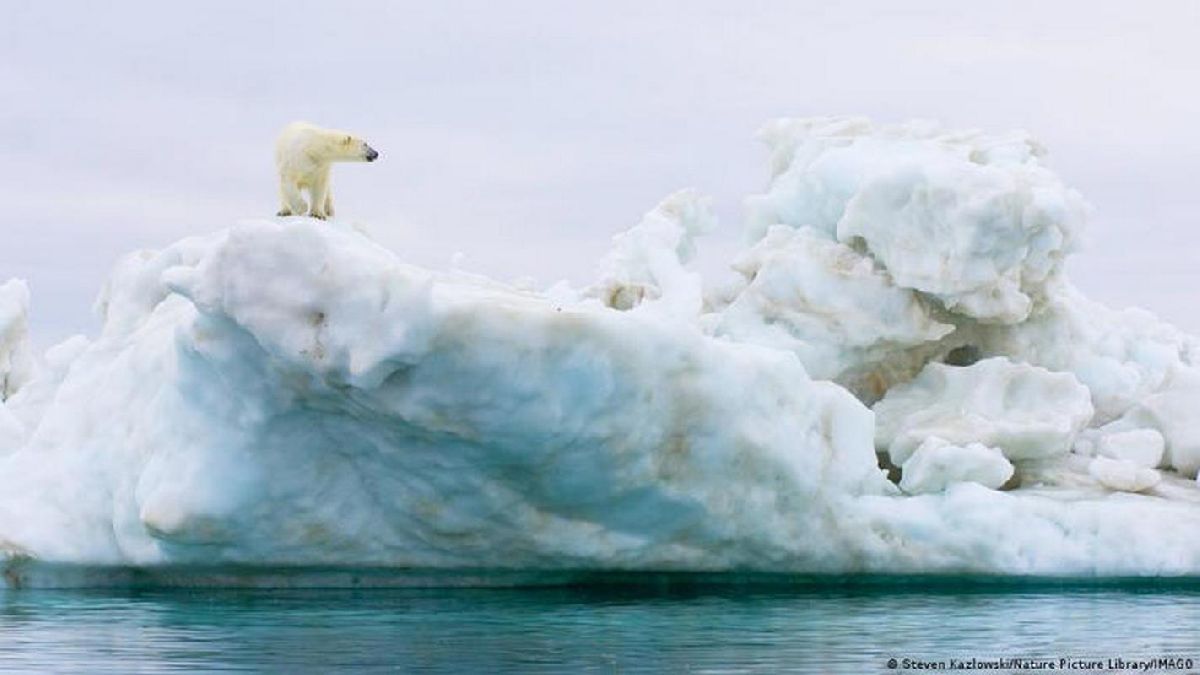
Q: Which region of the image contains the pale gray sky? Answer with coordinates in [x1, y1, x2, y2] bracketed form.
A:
[3, 1, 1200, 344]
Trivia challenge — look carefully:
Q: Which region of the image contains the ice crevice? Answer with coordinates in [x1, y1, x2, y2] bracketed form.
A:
[3, 116, 1200, 579]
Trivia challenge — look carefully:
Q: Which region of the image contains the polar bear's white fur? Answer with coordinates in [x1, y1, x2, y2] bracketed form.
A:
[275, 121, 379, 219]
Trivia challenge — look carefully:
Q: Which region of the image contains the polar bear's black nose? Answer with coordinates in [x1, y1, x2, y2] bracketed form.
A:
[365, 146, 379, 162]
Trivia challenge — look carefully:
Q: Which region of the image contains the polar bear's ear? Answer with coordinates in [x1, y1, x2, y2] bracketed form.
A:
[343, 135, 353, 145]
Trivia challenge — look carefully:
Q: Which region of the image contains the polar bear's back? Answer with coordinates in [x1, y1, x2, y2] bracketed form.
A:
[274, 121, 322, 171]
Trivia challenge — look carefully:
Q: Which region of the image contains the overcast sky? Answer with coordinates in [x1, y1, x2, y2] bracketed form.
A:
[3, 1, 1200, 344]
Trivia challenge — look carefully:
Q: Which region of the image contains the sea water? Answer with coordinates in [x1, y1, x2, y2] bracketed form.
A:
[1, 576, 1198, 673]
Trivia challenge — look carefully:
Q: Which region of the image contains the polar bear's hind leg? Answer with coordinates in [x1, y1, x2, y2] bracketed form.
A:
[277, 179, 306, 217]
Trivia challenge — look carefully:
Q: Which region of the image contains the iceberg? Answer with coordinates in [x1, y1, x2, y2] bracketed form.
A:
[4, 116, 1200, 584]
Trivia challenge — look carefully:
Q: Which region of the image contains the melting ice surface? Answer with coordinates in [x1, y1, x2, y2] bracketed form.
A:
[3, 117, 1200, 583]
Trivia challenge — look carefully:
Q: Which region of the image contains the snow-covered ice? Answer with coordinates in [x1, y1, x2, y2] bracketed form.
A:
[898, 437, 1014, 495]
[745, 117, 1087, 325]
[712, 225, 953, 394]
[5, 116, 1200, 583]
[873, 357, 1094, 466]
[591, 189, 714, 319]
[1087, 456, 1161, 493]
[1077, 426, 1165, 469]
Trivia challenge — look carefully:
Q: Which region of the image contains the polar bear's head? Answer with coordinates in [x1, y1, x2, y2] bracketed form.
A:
[318, 128, 380, 163]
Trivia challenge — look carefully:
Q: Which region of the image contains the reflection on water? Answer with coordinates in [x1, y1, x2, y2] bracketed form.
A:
[1, 578, 1199, 673]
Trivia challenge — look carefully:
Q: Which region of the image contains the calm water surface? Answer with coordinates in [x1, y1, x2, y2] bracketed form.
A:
[2, 578, 1199, 673]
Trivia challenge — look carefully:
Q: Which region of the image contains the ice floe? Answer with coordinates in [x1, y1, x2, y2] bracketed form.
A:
[3, 117, 1200, 581]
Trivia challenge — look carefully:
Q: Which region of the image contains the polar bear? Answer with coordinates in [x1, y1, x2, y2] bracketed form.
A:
[275, 121, 379, 219]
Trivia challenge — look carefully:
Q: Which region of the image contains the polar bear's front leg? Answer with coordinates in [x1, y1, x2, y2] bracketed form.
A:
[308, 168, 331, 220]
[324, 192, 335, 218]
[277, 179, 306, 217]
